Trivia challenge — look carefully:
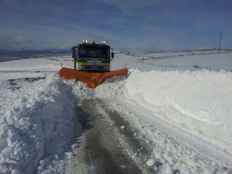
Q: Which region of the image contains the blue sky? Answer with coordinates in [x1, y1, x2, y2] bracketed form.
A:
[0, 0, 231, 51]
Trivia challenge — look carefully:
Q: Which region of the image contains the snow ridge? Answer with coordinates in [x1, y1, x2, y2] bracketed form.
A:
[0, 75, 79, 174]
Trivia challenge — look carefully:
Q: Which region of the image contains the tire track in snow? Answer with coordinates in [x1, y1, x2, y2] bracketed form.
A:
[67, 99, 151, 174]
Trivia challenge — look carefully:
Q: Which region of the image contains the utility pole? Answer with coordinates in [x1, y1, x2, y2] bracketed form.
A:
[218, 32, 223, 50]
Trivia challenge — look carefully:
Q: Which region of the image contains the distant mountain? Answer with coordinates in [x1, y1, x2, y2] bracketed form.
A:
[0, 49, 70, 62]
[0, 48, 69, 54]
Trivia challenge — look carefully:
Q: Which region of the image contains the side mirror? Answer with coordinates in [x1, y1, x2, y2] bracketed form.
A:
[111, 52, 114, 59]
[72, 47, 78, 59]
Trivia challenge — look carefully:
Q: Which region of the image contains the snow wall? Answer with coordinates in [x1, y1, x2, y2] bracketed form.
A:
[0, 76, 80, 174]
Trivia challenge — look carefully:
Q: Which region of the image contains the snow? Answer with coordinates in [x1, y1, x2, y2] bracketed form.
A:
[96, 51, 232, 173]
[1, 49, 232, 173]
[0, 74, 79, 173]
[0, 56, 72, 73]
[125, 69, 232, 153]
[139, 51, 232, 71]
[146, 159, 155, 167]
[96, 78, 232, 173]
[113, 51, 232, 71]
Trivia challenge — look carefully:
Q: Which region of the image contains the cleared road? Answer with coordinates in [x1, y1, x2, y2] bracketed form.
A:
[65, 99, 154, 174]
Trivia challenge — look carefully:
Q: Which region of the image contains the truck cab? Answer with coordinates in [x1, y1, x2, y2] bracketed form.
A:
[72, 42, 114, 72]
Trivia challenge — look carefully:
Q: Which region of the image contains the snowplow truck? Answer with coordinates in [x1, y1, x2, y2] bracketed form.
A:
[72, 42, 114, 72]
[59, 42, 128, 89]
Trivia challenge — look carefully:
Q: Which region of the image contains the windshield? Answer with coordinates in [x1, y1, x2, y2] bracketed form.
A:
[79, 47, 110, 59]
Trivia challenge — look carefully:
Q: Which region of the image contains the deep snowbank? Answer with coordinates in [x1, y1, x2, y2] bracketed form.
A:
[125, 69, 232, 158]
[95, 69, 232, 173]
[0, 75, 79, 174]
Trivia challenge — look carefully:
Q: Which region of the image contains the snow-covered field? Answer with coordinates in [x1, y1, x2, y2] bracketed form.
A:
[115, 50, 232, 71]
[0, 50, 232, 173]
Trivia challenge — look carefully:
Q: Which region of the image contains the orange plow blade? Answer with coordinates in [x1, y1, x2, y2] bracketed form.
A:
[58, 67, 128, 89]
